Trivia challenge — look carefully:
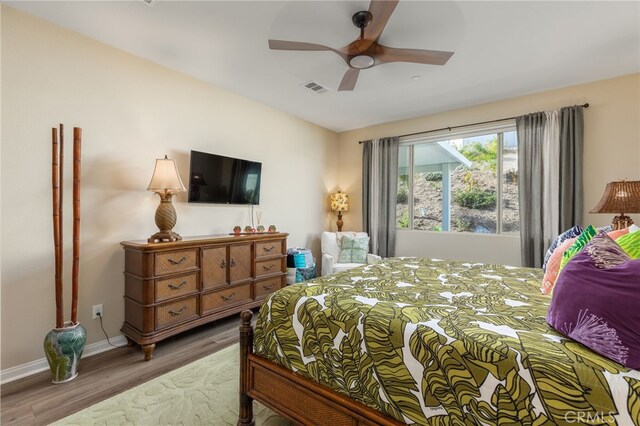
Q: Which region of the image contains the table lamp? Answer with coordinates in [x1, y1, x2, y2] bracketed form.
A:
[590, 180, 640, 230]
[330, 191, 349, 232]
[147, 155, 186, 242]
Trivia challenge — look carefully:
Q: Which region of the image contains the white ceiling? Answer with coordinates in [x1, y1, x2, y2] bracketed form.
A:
[7, 1, 640, 132]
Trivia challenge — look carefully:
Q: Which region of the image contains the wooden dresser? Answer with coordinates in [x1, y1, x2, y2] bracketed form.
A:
[120, 233, 288, 360]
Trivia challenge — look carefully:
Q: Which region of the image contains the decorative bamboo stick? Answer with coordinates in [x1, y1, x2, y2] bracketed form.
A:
[71, 128, 82, 324]
[52, 127, 63, 329]
[59, 124, 64, 325]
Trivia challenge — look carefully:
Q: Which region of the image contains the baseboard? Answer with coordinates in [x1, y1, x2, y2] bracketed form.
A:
[0, 335, 127, 385]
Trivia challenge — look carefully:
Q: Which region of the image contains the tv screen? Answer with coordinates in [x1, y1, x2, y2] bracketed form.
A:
[188, 150, 261, 205]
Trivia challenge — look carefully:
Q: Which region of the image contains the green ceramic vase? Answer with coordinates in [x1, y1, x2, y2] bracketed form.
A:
[43, 322, 87, 384]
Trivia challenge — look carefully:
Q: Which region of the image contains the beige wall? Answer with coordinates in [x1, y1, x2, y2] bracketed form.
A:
[338, 73, 640, 265]
[1, 7, 338, 369]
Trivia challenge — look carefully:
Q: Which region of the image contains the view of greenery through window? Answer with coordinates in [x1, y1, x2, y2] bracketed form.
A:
[397, 130, 519, 234]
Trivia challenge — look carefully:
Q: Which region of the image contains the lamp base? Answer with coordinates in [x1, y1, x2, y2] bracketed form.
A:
[149, 193, 181, 243]
[612, 214, 634, 230]
[336, 211, 344, 232]
[148, 230, 182, 243]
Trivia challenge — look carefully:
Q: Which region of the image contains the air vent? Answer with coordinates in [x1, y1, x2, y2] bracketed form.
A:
[302, 81, 329, 94]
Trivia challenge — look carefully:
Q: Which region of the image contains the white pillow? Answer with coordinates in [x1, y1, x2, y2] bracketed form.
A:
[335, 231, 358, 248]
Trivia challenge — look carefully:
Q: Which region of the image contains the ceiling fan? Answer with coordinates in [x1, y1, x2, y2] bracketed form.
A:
[268, 0, 454, 92]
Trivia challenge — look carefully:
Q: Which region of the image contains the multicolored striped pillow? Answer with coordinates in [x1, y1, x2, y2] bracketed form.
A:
[559, 225, 597, 271]
[616, 230, 640, 259]
[542, 225, 584, 271]
[541, 237, 576, 295]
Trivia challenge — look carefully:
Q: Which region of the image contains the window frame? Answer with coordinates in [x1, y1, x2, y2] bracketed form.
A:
[398, 121, 519, 235]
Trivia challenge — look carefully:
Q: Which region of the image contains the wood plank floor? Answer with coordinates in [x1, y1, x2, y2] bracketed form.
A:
[1, 314, 245, 425]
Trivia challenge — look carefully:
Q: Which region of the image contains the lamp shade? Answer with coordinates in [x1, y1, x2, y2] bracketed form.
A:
[590, 180, 640, 214]
[147, 155, 186, 193]
[330, 191, 349, 212]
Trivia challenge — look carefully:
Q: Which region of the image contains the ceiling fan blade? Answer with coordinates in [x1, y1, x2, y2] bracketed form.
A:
[338, 68, 360, 91]
[269, 39, 331, 51]
[366, 0, 399, 42]
[375, 45, 454, 65]
[268, 40, 348, 61]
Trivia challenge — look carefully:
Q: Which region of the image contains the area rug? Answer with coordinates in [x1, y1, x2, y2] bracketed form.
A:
[54, 344, 292, 425]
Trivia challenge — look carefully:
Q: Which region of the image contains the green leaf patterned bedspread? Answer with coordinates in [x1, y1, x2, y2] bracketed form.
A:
[254, 258, 640, 425]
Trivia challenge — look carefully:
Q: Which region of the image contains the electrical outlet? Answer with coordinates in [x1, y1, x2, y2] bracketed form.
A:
[92, 304, 103, 319]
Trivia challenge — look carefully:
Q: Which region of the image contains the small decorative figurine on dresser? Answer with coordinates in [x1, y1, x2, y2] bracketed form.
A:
[233, 225, 242, 235]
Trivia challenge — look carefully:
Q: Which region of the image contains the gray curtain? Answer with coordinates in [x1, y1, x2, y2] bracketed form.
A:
[559, 106, 584, 230]
[362, 136, 399, 257]
[516, 106, 584, 268]
[517, 112, 547, 268]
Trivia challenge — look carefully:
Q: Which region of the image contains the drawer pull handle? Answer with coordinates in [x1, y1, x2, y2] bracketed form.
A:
[220, 259, 226, 268]
[168, 306, 187, 316]
[230, 258, 237, 267]
[262, 264, 275, 271]
[262, 284, 274, 290]
[263, 246, 275, 252]
[221, 293, 235, 302]
[168, 281, 187, 290]
[167, 256, 187, 265]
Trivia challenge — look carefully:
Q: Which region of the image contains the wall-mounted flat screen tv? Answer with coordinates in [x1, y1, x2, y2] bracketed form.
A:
[188, 150, 261, 205]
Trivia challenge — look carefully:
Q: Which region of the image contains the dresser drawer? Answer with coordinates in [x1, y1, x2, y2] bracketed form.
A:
[201, 284, 251, 315]
[155, 249, 198, 276]
[155, 272, 198, 302]
[156, 297, 198, 330]
[256, 258, 282, 277]
[255, 240, 283, 259]
[254, 276, 283, 299]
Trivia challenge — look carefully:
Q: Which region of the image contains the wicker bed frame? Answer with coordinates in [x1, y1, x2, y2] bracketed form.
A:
[237, 310, 404, 426]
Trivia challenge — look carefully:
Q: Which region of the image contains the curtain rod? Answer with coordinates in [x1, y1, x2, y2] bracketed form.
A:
[358, 103, 589, 143]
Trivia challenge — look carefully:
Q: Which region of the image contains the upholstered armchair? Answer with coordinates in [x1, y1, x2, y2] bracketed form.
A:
[320, 231, 382, 276]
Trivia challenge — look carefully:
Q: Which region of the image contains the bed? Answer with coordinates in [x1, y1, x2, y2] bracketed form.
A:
[238, 257, 640, 425]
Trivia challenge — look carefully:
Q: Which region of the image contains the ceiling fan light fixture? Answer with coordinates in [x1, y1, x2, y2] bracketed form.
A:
[349, 55, 375, 69]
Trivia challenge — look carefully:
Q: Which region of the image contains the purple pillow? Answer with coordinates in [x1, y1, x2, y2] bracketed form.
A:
[547, 232, 640, 369]
[543, 225, 583, 271]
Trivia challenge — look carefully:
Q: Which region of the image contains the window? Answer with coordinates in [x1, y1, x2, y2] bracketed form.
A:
[397, 124, 519, 234]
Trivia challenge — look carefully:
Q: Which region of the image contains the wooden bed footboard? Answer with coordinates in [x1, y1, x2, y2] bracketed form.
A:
[238, 310, 404, 426]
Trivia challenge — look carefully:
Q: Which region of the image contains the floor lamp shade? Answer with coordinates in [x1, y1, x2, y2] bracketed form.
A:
[330, 191, 349, 232]
[148, 156, 186, 243]
[590, 180, 640, 230]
